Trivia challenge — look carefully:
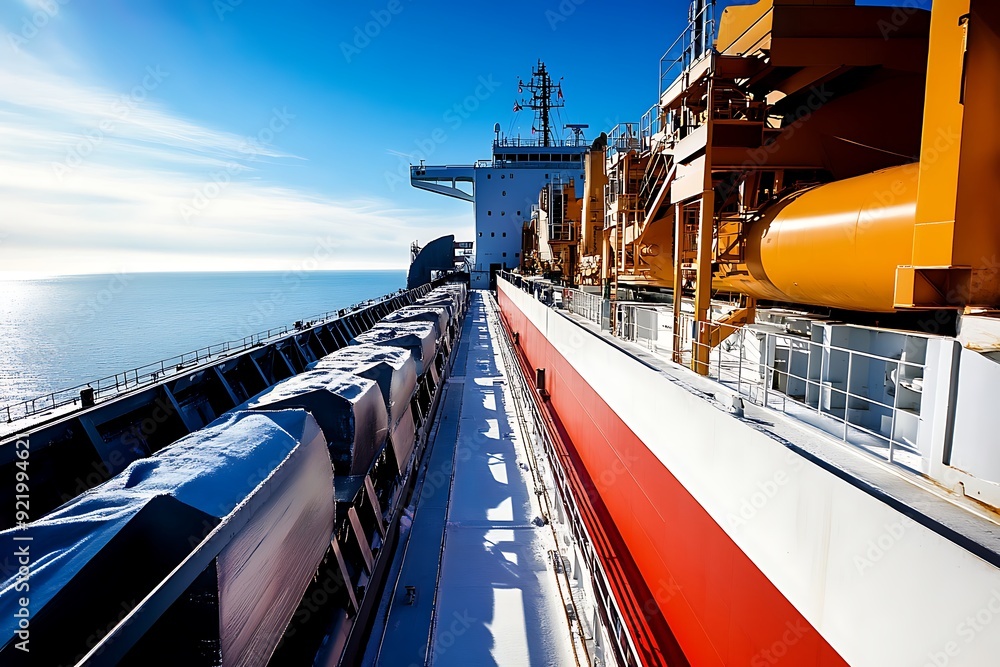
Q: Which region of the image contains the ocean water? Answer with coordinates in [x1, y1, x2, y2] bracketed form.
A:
[0, 271, 405, 407]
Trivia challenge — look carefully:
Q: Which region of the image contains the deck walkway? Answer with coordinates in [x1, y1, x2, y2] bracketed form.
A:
[372, 291, 576, 666]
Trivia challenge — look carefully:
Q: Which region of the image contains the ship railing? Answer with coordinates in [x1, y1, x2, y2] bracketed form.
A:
[1, 291, 409, 427]
[493, 138, 586, 148]
[614, 304, 660, 349]
[614, 305, 929, 470]
[658, 0, 717, 100]
[606, 123, 641, 153]
[640, 105, 682, 153]
[561, 288, 603, 326]
[639, 105, 659, 152]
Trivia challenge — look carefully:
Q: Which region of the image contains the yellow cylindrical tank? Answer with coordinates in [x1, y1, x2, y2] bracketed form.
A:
[723, 165, 919, 312]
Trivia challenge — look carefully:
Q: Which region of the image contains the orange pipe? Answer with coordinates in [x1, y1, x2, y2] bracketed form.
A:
[723, 165, 919, 312]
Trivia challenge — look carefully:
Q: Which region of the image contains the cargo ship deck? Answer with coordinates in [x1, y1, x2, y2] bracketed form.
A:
[370, 291, 584, 666]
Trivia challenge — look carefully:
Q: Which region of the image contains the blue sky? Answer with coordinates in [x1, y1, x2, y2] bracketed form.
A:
[0, 0, 931, 276]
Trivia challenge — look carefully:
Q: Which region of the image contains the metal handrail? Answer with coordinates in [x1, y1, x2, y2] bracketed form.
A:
[619, 306, 927, 465]
[493, 138, 588, 149]
[1, 290, 410, 426]
[505, 273, 931, 477]
[658, 1, 717, 99]
[562, 288, 603, 325]
[606, 123, 641, 153]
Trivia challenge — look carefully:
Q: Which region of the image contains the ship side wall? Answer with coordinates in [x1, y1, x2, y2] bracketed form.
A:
[497, 277, 1000, 667]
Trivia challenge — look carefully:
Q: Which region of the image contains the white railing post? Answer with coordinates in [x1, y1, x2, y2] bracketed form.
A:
[737, 328, 744, 395]
[843, 352, 853, 443]
[717, 325, 723, 380]
[763, 332, 771, 408]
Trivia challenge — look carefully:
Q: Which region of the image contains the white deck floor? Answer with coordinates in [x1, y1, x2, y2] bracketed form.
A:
[374, 292, 576, 666]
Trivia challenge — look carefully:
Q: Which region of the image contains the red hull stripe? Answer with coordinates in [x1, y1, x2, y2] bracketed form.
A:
[504, 301, 690, 666]
[498, 289, 848, 667]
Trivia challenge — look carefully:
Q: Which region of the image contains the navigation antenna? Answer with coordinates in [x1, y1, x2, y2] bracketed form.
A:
[516, 60, 564, 147]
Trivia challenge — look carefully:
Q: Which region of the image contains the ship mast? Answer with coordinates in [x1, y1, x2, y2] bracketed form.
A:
[519, 60, 564, 146]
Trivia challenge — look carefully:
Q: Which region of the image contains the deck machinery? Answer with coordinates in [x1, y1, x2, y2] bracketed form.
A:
[583, 0, 1000, 370]
[512, 0, 1000, 527]
[490, 3, 1000, 664]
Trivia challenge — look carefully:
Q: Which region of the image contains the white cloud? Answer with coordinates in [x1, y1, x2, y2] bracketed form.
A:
[0, 51, 468, 276]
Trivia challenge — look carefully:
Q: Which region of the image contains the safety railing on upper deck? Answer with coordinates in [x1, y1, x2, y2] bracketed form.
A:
[658, 1, 717, 100]
[615, 304, 660, 350]
[500, 273, 605, 327]
[613, 303, 929, 471]
[562, 288, 604, 326]
[639, 105, 661, 152]
[493, 137, 588, 149]
[606, 123, 641, 153]
[500, 269, 931, 474]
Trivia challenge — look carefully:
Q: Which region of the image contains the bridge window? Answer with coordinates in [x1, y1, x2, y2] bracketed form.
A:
[491, 232, 495, 237]
[487, 174, 491, 179]
[502, 191, 506, 196]
[502, 232, 506, 237]
[503, 252, 507, 257]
